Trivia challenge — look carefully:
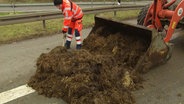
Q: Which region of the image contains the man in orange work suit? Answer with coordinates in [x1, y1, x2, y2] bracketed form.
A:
[53, 0, 83, 49]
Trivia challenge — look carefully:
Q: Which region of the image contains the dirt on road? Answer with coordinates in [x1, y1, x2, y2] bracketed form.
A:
[28, 31, 148, 104]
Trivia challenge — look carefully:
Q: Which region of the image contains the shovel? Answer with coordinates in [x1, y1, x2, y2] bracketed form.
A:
[62, 33, 67, 47]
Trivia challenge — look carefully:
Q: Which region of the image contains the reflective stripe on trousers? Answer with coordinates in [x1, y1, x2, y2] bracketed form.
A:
[66, 18, 83, 45]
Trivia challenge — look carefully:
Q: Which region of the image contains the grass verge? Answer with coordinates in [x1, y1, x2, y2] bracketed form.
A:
[0, 10, 140, 44]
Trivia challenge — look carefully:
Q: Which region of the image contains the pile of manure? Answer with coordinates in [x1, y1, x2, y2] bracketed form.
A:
[28, 32, 147, 104]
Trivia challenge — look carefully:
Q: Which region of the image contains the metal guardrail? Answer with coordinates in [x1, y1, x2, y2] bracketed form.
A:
[0, 2, 115, 7]
[0, 5, 145, 26]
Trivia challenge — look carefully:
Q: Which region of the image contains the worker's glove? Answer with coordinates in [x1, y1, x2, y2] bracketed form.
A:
[62, 30, 67, 34]
[62, 28, 67, 34]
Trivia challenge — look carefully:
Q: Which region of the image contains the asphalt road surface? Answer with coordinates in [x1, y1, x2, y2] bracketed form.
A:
[133, 38, 184, 104]
[0, 1, 152, 12]
[0, 19, 184, 104]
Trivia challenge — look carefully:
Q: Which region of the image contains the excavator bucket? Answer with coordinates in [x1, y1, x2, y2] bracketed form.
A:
[88, 16, 171, 72]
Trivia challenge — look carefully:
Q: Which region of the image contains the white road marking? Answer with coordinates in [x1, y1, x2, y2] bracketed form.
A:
[0, 84, 35, 104]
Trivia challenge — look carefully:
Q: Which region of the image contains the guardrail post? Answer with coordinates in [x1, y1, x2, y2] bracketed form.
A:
[114, 11, 117, 17]
[133, 0, 136, 5]
[43, 20, 46, 29]
[91, 0, 93, 8]
[11, 0, 16, 14]
[113, 0, 116, 5]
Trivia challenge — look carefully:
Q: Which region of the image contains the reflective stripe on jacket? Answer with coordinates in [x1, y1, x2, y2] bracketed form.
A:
[61, 0, 83, 31]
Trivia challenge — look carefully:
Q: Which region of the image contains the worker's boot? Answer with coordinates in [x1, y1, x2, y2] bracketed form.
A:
[76, 44, 81, 49]
[64, 41, 71, 49]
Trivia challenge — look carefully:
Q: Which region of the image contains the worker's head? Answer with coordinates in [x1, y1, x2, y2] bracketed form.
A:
[53, 0, 62, 9]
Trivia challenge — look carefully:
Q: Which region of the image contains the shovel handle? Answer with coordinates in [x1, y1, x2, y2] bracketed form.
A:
[62, 33, 67, 47]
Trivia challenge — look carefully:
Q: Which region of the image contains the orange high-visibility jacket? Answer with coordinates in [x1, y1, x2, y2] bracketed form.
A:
[61, 0, 83, 31]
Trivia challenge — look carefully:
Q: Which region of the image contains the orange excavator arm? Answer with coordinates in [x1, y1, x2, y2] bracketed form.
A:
[143, 0, 184, 42]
